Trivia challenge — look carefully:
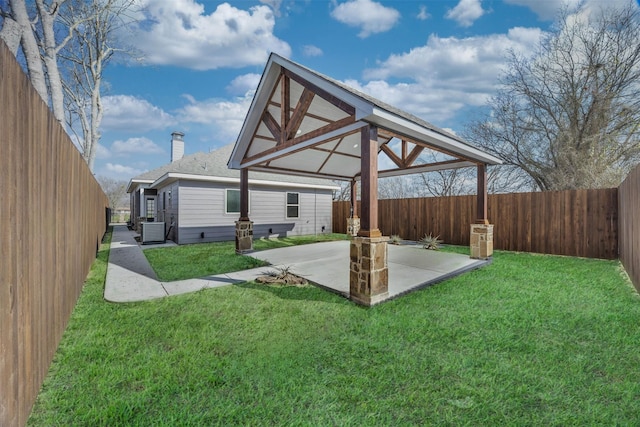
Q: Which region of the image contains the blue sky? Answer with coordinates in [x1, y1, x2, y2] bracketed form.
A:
[95, 0, 632, 180]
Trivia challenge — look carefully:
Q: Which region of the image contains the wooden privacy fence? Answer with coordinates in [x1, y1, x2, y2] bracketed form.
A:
[334, 188, 618, 260]
[0, 41, 108, 426]
[619, 164, 640, 292]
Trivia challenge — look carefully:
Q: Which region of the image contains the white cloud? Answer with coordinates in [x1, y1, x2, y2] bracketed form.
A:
[357, 27, 544, 122]
[111, 137, 164, 156]
[102, 95, 175, 132]
[259, 0, 283, 17]
[503, 0, 634, 21]
[96, 143, 111, 159]
[133, 0, 291, 70]
[417, 5, 431, 20]
[226, 73, 261, 95]
[503, 0, 579, 20]
[177, 93, 254, 141]
[302, 45, 323, 57]
[104, 163, 145, 177]
[345, 79, 473, 124]
[331, 0, 401, 38]
[445, 0, 485, 27]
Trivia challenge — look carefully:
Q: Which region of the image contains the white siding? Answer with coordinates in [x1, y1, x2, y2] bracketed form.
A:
[173, 180, 334, 244]
[156, 182, 179, 242]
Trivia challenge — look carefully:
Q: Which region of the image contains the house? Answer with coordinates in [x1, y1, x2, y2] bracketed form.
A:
[127, 132, 338, 245]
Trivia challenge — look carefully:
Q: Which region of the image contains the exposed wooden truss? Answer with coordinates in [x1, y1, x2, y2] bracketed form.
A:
[241, 69, 481, 180]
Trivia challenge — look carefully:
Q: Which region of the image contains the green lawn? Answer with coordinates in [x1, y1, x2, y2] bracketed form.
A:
[143, 233, 349, 281]
[28, 229, 640, 426]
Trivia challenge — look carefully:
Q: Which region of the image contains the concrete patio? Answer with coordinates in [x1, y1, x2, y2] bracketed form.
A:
[247, 240, 489, 301]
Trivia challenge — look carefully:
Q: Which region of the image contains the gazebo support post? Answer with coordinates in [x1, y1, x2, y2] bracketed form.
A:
[350, 125, 389, 306]
[347, 179, 360, 236]
[470, 163, 493, 259]
[235, 168, 253, 254]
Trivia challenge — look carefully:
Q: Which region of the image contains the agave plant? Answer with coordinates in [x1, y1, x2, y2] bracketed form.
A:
[420, 233, 443, 250]
[389, 234, 402, 245]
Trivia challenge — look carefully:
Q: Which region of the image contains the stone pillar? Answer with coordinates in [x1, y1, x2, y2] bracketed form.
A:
[349, 236, 389, 306]
[470, 224, 493, 259]
[347, 217, 360, 237]
[235, 220, 253, 254]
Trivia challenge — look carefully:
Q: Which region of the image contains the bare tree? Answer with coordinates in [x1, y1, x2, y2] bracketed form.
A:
[332, 180, 352, 201]
[466, 3, 640, 190]
[0, 3, 22, 54]
[97, 175, 127, 210]
[0, 0, 87, 124]
[0, 0, 48, 100]
[486, 165, 536, 194]
[34, 0, 77, 124]
[0, 0, 139, 170]
[60, 0, 139, 171]
[378, 176, 414, 199]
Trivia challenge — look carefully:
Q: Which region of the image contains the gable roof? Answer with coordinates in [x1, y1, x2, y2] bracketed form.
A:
[127, 143, 338, 193]
[228, 53, 501, 181]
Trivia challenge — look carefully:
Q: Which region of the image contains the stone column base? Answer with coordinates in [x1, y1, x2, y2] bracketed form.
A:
[347, 217, 360, 237]
[470, 224, 493, 259]
[235, 220, 253, 254]
[349, 236, 389, 306]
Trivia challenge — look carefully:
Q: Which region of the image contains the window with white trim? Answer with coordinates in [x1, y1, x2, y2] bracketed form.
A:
[146, 198, 155, 220]
[226, 189, 249, 214]
[286, 192, 299, 218]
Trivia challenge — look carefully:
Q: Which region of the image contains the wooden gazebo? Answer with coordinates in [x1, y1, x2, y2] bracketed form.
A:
[228, 53, 501, 305]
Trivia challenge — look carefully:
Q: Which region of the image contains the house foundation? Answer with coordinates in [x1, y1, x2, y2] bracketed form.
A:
[235, 220, 253, 254]
[470, 223, 493, 259]
[349, 236, 389, 306]
[347, 217, 360, 237]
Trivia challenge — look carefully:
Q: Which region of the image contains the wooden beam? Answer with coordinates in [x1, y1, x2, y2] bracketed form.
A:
[350, 179, 358, 218]
[261, 111, 281, 143]
[312, 146, 361, 160]
[242, 115, 356, 165]
[402, 140, 407, 160]
[283, 68, 356, 116]
[476, 163, 489, 224]
[377, 128, 478, 163]
[253, 134, 277, 143]
[280, 74, 290, 145]
[269, 101, 333, 125]
[379, 143, 405, 168]
[250, 165, 354, 181]
[379, 159, 474, 176]
[239, 168, 249, 221]
[404, 145, 424, 167]
[358, 125, 381, 238]
[316, 135, 345, 174]
[285, 88, 314, 141]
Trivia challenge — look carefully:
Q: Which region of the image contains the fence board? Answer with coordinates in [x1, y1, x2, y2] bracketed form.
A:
[0, 41, 108, 427]
[619, 164, 640, 292]
[334, 188, 618, 260]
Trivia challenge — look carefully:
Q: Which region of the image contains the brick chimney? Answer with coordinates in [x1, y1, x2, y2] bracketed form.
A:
[171, 131, 185, 162]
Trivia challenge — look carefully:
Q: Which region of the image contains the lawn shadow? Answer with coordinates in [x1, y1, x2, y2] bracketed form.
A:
[236, 281, 349, 305]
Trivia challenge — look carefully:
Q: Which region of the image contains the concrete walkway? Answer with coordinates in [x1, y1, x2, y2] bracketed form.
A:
[104, 225, 271, 302]
[105, 225, 488, 304]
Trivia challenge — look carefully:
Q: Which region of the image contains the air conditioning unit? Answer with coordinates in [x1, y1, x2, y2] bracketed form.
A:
[141, 222, 166, 244]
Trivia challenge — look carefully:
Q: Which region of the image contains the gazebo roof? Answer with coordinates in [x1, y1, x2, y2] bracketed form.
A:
[228, 53, 501, 181]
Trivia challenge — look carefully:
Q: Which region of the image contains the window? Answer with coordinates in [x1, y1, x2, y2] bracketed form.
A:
[146, 198, 155, 220]
[226, 189, 249, 214]
[286, 192, 299, 218]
